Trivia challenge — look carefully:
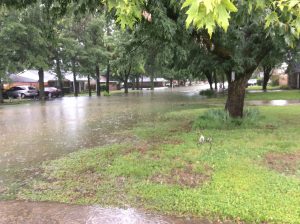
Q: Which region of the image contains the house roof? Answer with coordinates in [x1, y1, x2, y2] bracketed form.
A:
[13, 69, 118, 83]
[17, 70, 57, 82]
[9, 74, 37, 83]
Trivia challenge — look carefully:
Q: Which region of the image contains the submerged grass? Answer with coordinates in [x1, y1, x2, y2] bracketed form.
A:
[10, 105, 300, 223]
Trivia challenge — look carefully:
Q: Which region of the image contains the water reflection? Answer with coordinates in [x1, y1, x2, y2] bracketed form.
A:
[247, 100, 300, 106]
[0, 90, 204, 174]
[0, 201, 212, 224]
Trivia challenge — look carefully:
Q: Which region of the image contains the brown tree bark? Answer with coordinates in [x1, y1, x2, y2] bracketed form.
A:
[225, 77, 248, 118]
[263, 65, 272, 92]
[87, 74, 92, 97]
[38, 68, 45, 101]
[205, 72, 213, 90]
[71, 60, 78, 97]
[136, 75, 140, 90]
[0, 79, 3, 104]
[124, 78, 129, 94]
[124, 65, 131, 94]
[141, 76, 144, 90]
[150, 75, 154, 90]
[96, 65, 101, 96]
[214, 72, 218, 90]
[55, 56, 64, 95]
[106, 63, 110, 93]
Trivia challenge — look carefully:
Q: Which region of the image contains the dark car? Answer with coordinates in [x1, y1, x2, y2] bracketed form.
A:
[44, 87, 62, 98]
[6, 86, 39, 98]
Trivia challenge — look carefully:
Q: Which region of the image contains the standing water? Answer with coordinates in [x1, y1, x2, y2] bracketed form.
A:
[0, 87, 219, 224]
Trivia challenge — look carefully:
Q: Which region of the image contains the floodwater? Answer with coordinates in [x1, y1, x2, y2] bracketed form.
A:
[0, 87, 217, 224]
[0, 87, 206, 174]
[0, 86, 298, 223]
[0, 201, 217, 224]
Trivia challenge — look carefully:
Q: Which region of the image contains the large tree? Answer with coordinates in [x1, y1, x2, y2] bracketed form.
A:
[109, 0, 300, 117]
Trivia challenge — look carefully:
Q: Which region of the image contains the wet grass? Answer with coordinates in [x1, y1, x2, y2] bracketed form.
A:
[245, 90, 300, 101]
[246, 85, 280, 90]
[8, 104, 300, 223]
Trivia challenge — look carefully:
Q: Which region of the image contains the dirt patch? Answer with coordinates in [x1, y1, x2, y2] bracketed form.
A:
[170, 121, 193, 133]
[151, 164, 212, 188]
[265, 151, 300, 175]
[124, 139, 183, 155]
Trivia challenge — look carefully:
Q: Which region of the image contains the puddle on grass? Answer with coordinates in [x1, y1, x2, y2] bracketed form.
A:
[247, 100, 300, 106]
[0, 201, 217, 224]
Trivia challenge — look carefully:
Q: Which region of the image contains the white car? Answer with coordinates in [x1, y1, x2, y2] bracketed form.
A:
[247, 79, 257, 86]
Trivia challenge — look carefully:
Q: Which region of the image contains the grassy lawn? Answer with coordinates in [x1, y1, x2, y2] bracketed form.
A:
[246, 90, 300, 101]
[246, 85, 280, 91]
[6, 104, 300, 223]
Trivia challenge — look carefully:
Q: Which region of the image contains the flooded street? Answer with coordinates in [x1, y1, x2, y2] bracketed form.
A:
[1, 86, 298, 223]
[0, 86, 224, 224]
[0, 201, 216, 224]
[0, 88, 205, 174]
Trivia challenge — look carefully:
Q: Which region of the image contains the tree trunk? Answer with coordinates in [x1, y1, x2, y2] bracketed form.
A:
[132, 77, 135, 90]
[222, 74, 225, 89]
[55, 57, 64, 95]
[205, 72, 213, 90]
[106, 63, 110, 93]
[141, 76, 143, 90]
[38, 68, 45, 101]
[150, 75, 154, 90]
[124, 65, 131, 94]
[0, 79, 3, 104]
[124, 78, 129, 94]
[96, 65, 101, 96]
[225, 77, 248, 118]
[136, 76, 140, 90]
[263, 66, 272, 92]
[72, 60, 78, 97]
[170, 78, 173, 88]
[214, 72, 218, 90]
[87, 74, 92, 97]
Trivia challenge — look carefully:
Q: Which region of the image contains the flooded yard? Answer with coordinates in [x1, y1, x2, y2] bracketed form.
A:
[1, 87, 299, 223]
[0, 88, 205, 174]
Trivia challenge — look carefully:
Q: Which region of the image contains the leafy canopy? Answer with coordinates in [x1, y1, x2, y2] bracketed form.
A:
[107, 0, 300, 43]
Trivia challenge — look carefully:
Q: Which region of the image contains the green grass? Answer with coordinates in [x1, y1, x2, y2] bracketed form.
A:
[246, 90, 300, 101]
[246, 85, 280, 90]
[204, 90, 300, 102]
[0, 98, 35, 106]
[7, 104, 300, 223]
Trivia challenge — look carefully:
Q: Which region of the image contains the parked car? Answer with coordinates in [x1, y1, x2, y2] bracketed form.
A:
[6, 86, 38, 98]
[247, 79, 257, 86]
[44, 87, 62, 98]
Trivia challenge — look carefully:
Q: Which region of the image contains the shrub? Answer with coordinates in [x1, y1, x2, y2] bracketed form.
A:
[103, 91, 111, 96]
[279, 85, 291, 90]
[193, 108, 263, 130]
[199, 89, 215, 97]
[257, 79, 263, 86]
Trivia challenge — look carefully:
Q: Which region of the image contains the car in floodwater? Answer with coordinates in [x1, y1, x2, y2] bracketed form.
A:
[44, 87, 62, 98]
[5, 86, 39, 98]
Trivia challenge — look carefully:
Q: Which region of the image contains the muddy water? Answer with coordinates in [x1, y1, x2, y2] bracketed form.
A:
[0, 87, 297, 223]
[0, 89, 206, 173]
[0, 201, 217, 224]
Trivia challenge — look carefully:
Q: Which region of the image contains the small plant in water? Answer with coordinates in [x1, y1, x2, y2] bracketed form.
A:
[199, 89, 215, 97]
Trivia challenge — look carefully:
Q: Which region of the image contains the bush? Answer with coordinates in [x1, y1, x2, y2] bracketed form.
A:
[199, 89, 215, 97]
[257, 79, 263, 86]
[279, 85, 291, 90]
[193, 108, 263, 130]
[103, 91, 111, 96]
